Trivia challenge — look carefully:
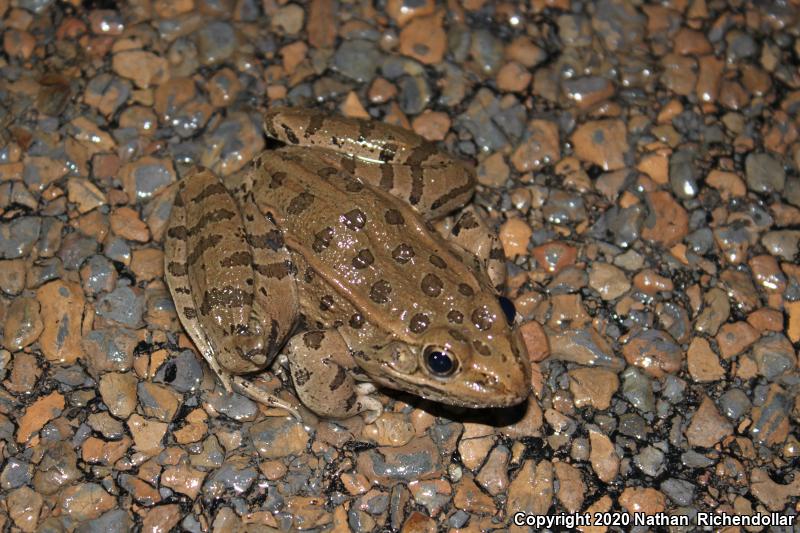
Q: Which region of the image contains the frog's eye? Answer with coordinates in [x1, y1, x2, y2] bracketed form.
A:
[423, 346, 457, 377]
[498, 296, 516, 324]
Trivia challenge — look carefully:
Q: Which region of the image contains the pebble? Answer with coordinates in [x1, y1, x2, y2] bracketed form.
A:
[745, 152, 785, 193]
[16, 391, 64, 444]
[571, 119, 628, 171]
[589, 429, 619, 482]
[686, 337, 725, 382]
[588, 262, 630, 300]
[685, 395, 733, 448]
[2, 297, 42, 350]
[36, 280, 84, 363]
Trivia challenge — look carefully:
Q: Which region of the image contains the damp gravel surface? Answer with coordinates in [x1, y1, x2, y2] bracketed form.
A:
[0, 0, 799, 531]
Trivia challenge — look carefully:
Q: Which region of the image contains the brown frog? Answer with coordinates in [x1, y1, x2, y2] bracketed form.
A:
[164, 107, 531, 419]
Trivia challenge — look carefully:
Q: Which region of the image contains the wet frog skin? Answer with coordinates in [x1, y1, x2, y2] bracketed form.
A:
[165, 107, 531, 419]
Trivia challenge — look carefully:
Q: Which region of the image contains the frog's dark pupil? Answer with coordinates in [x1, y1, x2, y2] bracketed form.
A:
[427, 350, 453, 375]
[499, 296, 516, 324]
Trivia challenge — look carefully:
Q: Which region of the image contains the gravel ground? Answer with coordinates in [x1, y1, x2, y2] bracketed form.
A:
[0, 0, 799, 531]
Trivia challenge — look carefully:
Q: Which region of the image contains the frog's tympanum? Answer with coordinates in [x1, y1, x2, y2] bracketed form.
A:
[165, 108, 531, 420]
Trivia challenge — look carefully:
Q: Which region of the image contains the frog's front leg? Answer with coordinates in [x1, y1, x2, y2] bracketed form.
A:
[285, 330, 383, 421]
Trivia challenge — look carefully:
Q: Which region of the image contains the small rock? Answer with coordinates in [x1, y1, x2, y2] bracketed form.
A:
[588, 262, 630, 300]
[589, 429, 619, 482]
[99, 372, 138, 418]
[745, 152, 785, 193]
[685, 395, 733, 448]
[16, 391, 65, 444]
[249, 417, 310, 459]
[686, 337, 725, 382]
[571, 119, 628, 171]
[36, 280, 85, 363]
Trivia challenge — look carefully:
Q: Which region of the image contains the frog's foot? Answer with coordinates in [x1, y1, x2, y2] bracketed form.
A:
[230, 375, 302, 420]
[439, 205, 507, 289]
[286, 329, 382, 419]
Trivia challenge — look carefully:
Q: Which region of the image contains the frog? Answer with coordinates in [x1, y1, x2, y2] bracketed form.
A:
[164, 107, 531, 420]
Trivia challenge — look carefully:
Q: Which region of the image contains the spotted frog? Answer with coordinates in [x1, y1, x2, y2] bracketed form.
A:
[165, 108, 531, 419]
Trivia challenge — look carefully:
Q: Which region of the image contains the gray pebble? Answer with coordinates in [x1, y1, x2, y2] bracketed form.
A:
[0, 217, 41, 259]
[194, 21, 236, 66]
[397, 75, 431, 115]
[719, 388, 751, 420]
[470, 29, 504, 75]
[761, 230, 800, 261]
[745, 152, 785, 193]
[617, 413, 649, 441]
[96, 285, 146, 328]
[332, 40, 382, 82]
[155, 350, 204, 393]
[661, 478, 695, 506]
[634, 445, 665, 477]
[621, 367, 655, 413]
[681, 450, 714, 468]
[0, 458, 33, 490]
[669, 149, 699, 199]
[205, 389, 259, 421]
[75, 509, 133, 533]
[104, 236, 132, 264]
[82, 255, 116, 295]
[203, 463, 257, 499]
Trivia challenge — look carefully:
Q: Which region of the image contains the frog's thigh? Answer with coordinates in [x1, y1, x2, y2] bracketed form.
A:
[440, 205, 506, 289]
[165, 171, 235, 388]
[286, 330, 382, 419]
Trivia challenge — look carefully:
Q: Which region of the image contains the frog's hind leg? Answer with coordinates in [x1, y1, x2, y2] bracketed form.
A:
[285, 330, 383, 421]
[164, 175, 236, 391]
[263, 107, 476, 220]
[436, 205, 507, 290]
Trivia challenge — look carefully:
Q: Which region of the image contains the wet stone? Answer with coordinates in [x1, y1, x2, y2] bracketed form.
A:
[751, 333, 796, 381]
[633, 444, 664, 477]
[685, 396, 733, 448]
[719, 388, 751, 420]
[249, 417, 310, 458]
[2, 296, 42, 351]
[745, 152, 785, 193]
[571, 119, 628, 171]
[96, 285, 146, 328]
[333, 39, 382, 82]
[0, 217, 41, 259]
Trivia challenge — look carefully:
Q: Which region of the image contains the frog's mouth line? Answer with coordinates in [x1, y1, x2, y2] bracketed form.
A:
[373, 365, 528, 409]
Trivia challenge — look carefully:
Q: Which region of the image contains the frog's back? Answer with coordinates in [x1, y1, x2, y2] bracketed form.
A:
[242, 148, 492, 341]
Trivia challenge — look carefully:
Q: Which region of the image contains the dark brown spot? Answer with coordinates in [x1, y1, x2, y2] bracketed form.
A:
[490, 247, 505, 260]
[312, 226, 334, 252]
[182, 307, 197, 319]
[429, 254, 447, 269]
[471, 306, 494, 331]
[329, 365, 347, 390]
[392, 243, 415, 264]
[187, 208, 236, 236]
[472, 340, 491, 356]
[421, 273, 443, 297]
[186, 234, 223, 265]
[305, 113, 325, 137]
[304, 268, 315, 283]
[247, 229, 284, 251]
[220, 251, 252, 267]
[281, 122, 299, 144]
[266, 319, 280, 355]
[320, 295, 334, 311]
[167, 261, 187, 277]
[293, 367, 310, 386]
[352, 249, 374, 269]
[349, 313, 364, 329]
[370, 279, 392, 304]
[255, 260, 293, 279]
[341, 208, 367, 230]
[344, 392, 357, 412]
[191, 181, 227, 202]
[287, 191, 315, 215]
[380, 164, 394, 190]
[409, 313, 430, 333]
[269, 171, 287, 188]
[385, 209, 404, 225]
[200, 286, 253, 315]
[447, 310, 463, 324]
[303, 331, 324, 349]
[167, 225, 187, 240]
[343, 176, 364, 192]
[431, 180, 474, 211]
[458, 283, 474, 297]
[379, 142, 398, 163]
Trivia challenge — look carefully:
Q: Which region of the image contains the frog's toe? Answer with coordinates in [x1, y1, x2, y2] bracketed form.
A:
[358, 396, 384, 424]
